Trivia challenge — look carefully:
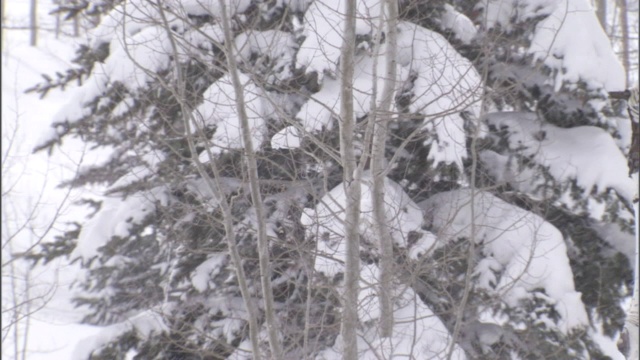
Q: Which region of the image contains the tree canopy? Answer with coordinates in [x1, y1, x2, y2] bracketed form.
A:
[29, 0, 636, 358]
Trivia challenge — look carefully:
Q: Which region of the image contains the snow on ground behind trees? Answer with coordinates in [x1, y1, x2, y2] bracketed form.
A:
[2, 2, 106, 357]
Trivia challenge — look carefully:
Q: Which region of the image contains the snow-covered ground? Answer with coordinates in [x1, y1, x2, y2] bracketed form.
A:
[2, 1, 105, 358]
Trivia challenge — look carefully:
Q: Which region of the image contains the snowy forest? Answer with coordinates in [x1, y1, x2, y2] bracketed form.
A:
[3, 0, 639, 358]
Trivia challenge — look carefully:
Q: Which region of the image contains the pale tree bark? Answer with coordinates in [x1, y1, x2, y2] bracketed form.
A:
[622, 88, 639, 360]
[625, 180, 639, 360]
[339, 0, 361, 358]
[155, 4, 264, 359]
[1, 0, 6, 49]
[596, 0, 607, 31]
[618, 0, 630, 87]
[216, 1, 283, 358]
[371, 0, 398, 339]
[29, 0, 36, 46]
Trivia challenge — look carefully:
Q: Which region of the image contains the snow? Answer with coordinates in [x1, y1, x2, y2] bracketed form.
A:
[171, 0, 251, 18]
[297, 20, 481, 173]
[181, 23, 225, 56]
[528, 0, 626, 92]
[301, 173, 466, 358]
[37, 8, 174, 148]
[420, 189, 589, 332]
[298, 19, 484, 171]
[191, 253, 228, 292]
[193, 73, 266, 156]
[296, 41, 397, 133]
[301, 172, 430, 276]
[478, 0, 625, 91]
[90, 0, 183, 50]
[71, 186, 168, 263]
[2, 4, 111, 358]
[71, 310, 167, 360]
[296, 75, 341, 132]
[316, 286, 466, 359]
[441, 4, 477, 44]
[271, 125, 302, 149]
[481, 112, 635, 210]
[234, 30, 297, 81]
[478, 0, 557, 30]
[396, 22, 482, 170]
[296, 0, 381, 79]
[102, 26, 172, 91]
[5, 0, 635, 358]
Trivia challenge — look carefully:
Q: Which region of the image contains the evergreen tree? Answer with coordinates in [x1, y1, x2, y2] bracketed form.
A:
[29, 0, 635, 358]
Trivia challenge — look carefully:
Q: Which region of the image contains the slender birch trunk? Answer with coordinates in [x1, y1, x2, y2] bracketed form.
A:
[618, 0, 630, 87]
[29, 0, 36, 46]
[1, 0, 6, 50]
[626, 177, 639, 360]
[339, 0, 361, 358]
[217, 2, 283, 358]
[596, 0, 607, 32]
[372, 0, 398, 339]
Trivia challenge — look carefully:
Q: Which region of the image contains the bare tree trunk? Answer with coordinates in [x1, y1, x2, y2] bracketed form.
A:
[372, 0, 398, 339]
[55, 12, 60, 39]
[339, 1, 361, 359]
[618, 0, 630, 87]
[1, 0, 6, 50]
[596, 0, 607, 32]
[29, 0, 36, 46]
[216, 2, 283, 358]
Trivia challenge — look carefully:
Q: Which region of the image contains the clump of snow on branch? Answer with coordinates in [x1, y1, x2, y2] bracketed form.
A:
[191, 253, 228, 292]
[176, 24, 225, 62]
[43, 22, 172, 141]
[301, 173, 433, 277]
[234, 30, 297, 82]
[170, 0, 251, 18]
[441, 4, 477, 44]
[478, 0, 557, 30]
[397, 22, 482, 170]
[37, 1, 175, 148]
[296, 0, 381, 79]
[71, 310, 167, 360]
[271, 126, 302, 149]
[420, 189, 589, 332]
[90, 0, 173, 48]
[479, 112, 635, 216]
[193, 74, 266, 156]
[479, 0, 625, 92]
[300, 175, 462, 357]
[296, 20, 480, 172]
[316, 285, 466, 360]
[71, 186, 169, 263]
[528, 0, 626, 92]
[296, 42, 396, 133]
